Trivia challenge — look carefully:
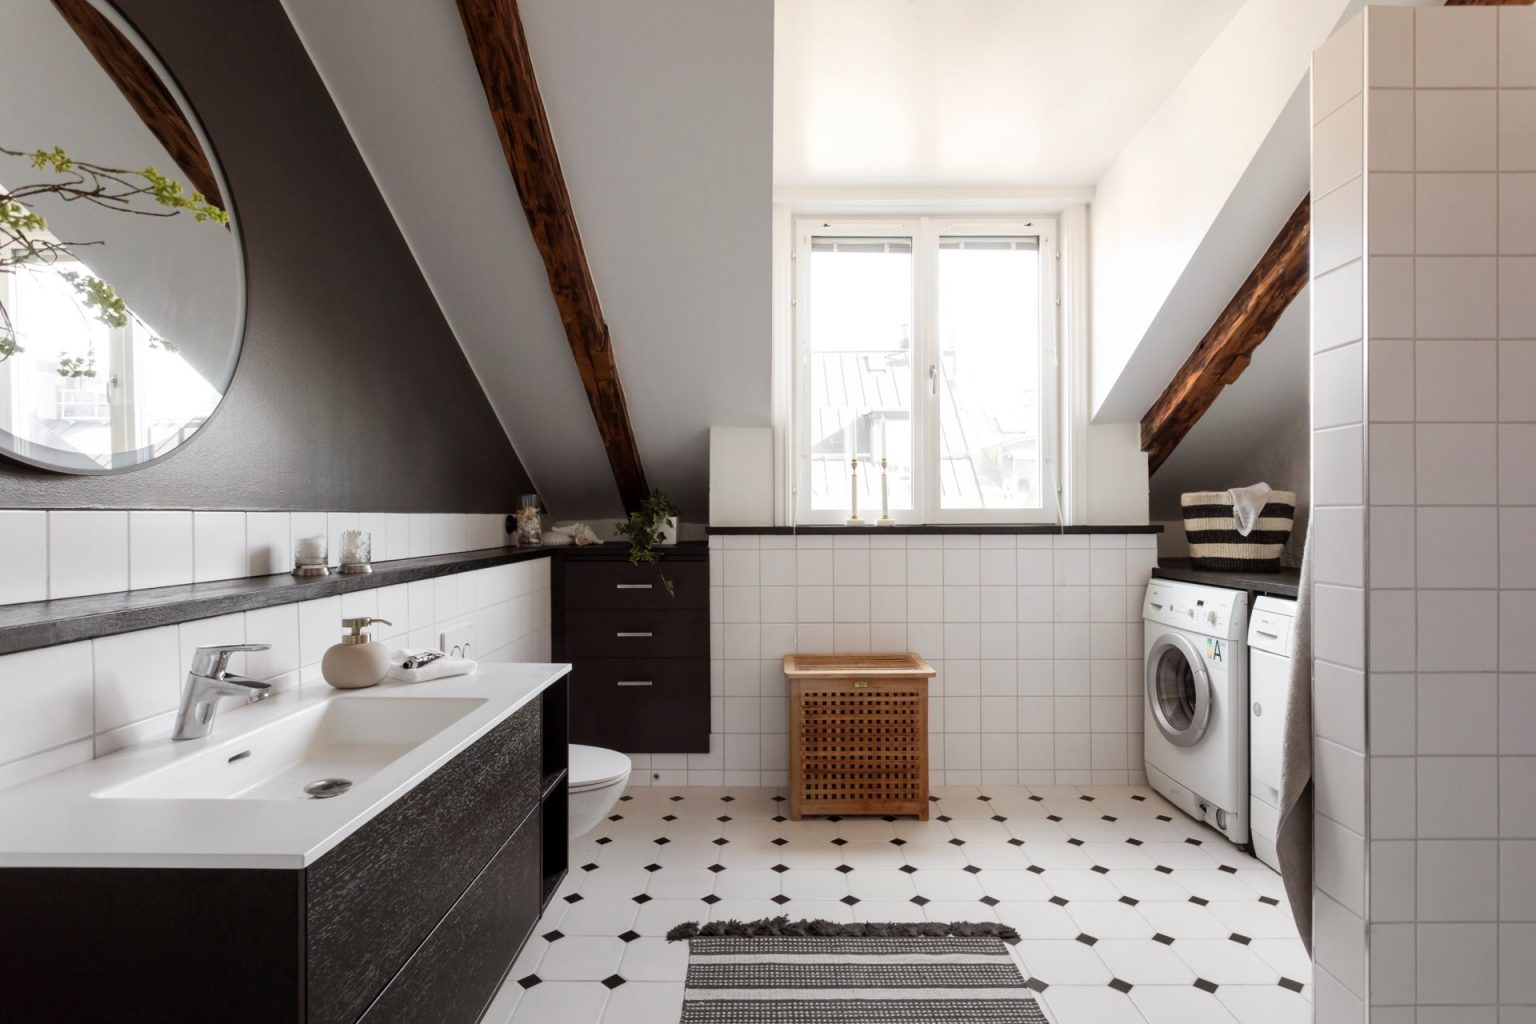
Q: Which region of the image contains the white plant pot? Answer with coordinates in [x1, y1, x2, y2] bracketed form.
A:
[657, 517, 678, 546]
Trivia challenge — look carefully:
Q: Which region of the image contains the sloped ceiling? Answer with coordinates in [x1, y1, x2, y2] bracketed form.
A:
[775, 0, 1245, 188]
[281, 0, 772, 520]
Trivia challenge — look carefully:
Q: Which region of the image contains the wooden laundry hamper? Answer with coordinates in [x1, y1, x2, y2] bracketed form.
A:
[784, 653, 934, 821]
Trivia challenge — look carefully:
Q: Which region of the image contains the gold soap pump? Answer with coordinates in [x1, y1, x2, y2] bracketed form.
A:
[321, 616, 393, 690]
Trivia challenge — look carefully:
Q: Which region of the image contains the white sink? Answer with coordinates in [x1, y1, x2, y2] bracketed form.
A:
[96, 696, 486, 801]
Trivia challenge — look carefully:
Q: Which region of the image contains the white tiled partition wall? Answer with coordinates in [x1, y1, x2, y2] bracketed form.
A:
[1311, 7, 1536, 1021]
[678, 531, 1158, 790]
[0, 555, 551, 792]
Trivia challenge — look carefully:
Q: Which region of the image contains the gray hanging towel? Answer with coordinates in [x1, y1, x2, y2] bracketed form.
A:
[1275, 531, 1313, 952]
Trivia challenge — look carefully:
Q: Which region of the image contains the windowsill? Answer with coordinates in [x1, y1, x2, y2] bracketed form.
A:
[706, 524, 1161, 535]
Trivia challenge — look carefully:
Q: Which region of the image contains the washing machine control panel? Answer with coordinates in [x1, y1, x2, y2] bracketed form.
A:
[1143, 581, 1247, 639]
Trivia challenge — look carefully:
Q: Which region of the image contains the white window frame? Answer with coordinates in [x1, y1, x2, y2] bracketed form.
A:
[790, 214, 1059, 525]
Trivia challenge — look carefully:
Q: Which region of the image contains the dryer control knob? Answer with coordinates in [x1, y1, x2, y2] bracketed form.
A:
[1253, 701, 1263, 717]
[1207, 610, 1219, 625]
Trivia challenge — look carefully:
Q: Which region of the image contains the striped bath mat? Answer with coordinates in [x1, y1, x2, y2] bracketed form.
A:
[666, 919, 1048, 1023]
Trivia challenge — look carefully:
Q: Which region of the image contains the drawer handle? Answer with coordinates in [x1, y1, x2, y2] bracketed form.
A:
[616, 631, 654, 638]
[617, 680, 653, 687]
[616, 583, 653, 590]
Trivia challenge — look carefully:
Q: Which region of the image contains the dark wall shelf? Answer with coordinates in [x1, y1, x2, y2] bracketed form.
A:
[0, 547, 556, 657]
[706, 524, 1163, 536]
[0, 542, 708, 658]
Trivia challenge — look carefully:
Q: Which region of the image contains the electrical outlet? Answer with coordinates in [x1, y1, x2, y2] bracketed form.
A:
[439, 623, 476, 660]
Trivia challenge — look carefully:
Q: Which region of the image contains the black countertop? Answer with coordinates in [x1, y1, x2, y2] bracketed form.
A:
[1152, 558, 1301, 600]
[707, 524, 1162, 535]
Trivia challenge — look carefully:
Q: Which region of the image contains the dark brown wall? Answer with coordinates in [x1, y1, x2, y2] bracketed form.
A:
[0, 0, 534, 511]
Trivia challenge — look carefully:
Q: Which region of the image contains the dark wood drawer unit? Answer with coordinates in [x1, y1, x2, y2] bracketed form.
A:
[0, 677, 570, 1024]
[565, 607, 709, 659]
[570, 657, 710, 752]
[307, 702, 541, 1024]
[555, 544, 710, 754]
[563, 558, 708, 609]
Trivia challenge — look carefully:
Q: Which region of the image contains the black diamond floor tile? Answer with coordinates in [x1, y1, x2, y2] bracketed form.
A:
[770, 864, 789, 873]
[1259, 895, 1281, 906]
[708, 864, 726, 873]
[1007, 838, 1025, 847]
[601, 974, 626, 989]
[1109, 978, 1133, 993]
[564, 894, 583, 904]
[1119, 896, 1140, 907]
[840, 895, 860, 906]
[1218, 864, 1238, 874]
[771, 894, 791, 905]
[518, 974, 542, 989]
[542, 930, 564, 943]
[1152, 933, 1175, 945]
[701, 894, 721, 905]
[910, 895, 930, 906]
[1026, 977, 1049, 992]
[1229, 933, 1252, 945]
[618, 930, 640, 943]
[1279, 977, 1305, 993]
[712, 838, 729, 846]
[1075, 933, 1098, 946]
[644, 863, 663, 872]
[772, 838, 788, 846]
[632, 894, 652, 904]
[980, 896, 999, 906]
[1194, 978, 1219, 994]
[581, 863, 599, 872]
[900, 864, 918, 874]
[963, 865, 982, 874]
[1049, 896, 1069, 907]
[1189, 896, 1209, 906]
[836, 864, 854, 874]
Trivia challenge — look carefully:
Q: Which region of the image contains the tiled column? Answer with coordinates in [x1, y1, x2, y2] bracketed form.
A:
[1310, 7, 1536, 1021]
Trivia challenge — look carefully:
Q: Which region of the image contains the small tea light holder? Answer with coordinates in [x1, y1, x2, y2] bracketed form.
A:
[339, 529, 372, 575]
[293, 535, 329, 577]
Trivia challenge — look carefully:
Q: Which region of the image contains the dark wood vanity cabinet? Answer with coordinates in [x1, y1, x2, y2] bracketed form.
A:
[0, 677, 569, 1024]
[554, 544, 710, 753]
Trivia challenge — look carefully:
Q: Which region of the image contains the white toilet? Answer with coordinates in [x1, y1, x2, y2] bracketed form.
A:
[568, 744, 632, 838]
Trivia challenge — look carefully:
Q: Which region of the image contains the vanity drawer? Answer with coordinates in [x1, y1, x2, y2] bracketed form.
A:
[570, 658, 710, 753]
[565, 607, 708, 659]
[306, 700, 541, 1024]
[356, 813, 540, 1024]
[564, 558, 707, 610]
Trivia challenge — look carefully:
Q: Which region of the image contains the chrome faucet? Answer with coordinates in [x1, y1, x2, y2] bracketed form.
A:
[172, 643, 273, 741]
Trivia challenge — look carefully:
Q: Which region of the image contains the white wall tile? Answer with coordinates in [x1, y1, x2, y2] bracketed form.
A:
[1417, 839, 1498, 920]
[192, 511, 246, 584]
[1417, 589, 1497, 672]
[1416, 424, 1497, 505]
[1315, 342, 1364, 429]
[1416, 507, 1498, 588]
[1418, 757, 1498, 838]
[1416, 339, 1496, 423]
[1502, 341, 1536, 419]
[125, 511, 193, 593]
[1417, 174, 1497, 255]
[0, 511, 47, 605]
[1370, 173, 1415, 256]
[1372, 756, 1418, 840]
[1315, 426, 1365, 506]
[244, 511, 291, 577]
[1417, 674, 1498, 756]
[1502, 424, 1536, 503]
[1417, 90, 1497, 172]
[297, 596, 343, 669]
[1416, 258, 1498, 338]
[244, 602, 301, 685]
[1314, 178, 1364, 275]
[1501, 90, 1536, 171]
[1369, 256, 1416, 340]
[1503, 591, 1536, 672]
[1501, 257, 1536, 338]
[1316, 95, 1364, 198]
[93, 625, 179, 734]
[1369, 6, 1414, 89]
[1315, 12, 1363, 123]
[1501, 7, 1536, 88]
[1315, 261, 1364, 352]
[1415, 7, 1497, 88]
[1417, 923, 1498, 1004]
[0, 642, 93, 765]
[1371, 89, 1415, 173]
[48, 510, 128, 600]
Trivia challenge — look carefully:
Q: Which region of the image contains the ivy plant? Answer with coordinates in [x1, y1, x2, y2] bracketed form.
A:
[615, 491, 681, 597]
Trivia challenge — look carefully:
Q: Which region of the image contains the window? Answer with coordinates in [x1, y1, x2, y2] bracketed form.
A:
[792, 217, 1057, 524]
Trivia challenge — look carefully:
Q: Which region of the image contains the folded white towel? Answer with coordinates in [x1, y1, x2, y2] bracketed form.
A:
[387, 649, 476, 683]
[1228, 482, 1273, 537]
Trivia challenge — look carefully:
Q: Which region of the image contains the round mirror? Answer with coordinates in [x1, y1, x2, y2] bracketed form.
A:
[0, 0, 244, 473]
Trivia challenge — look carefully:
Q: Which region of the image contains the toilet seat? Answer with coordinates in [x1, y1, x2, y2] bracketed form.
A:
[569, 744, 630, 793]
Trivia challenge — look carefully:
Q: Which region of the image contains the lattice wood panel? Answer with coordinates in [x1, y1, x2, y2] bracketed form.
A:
[784, 654, 933, 820]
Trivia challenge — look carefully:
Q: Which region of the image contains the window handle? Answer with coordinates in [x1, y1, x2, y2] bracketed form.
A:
[928, 364, 938, 396]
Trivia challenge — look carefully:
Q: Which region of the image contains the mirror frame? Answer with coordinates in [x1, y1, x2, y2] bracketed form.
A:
[0, 0, 247, 475]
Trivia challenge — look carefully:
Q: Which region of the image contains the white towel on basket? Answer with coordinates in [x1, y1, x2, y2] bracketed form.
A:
[1227, 482, 1273, 537]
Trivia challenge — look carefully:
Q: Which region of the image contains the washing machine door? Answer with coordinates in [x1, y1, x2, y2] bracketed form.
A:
[1146, 632, 1213, 747]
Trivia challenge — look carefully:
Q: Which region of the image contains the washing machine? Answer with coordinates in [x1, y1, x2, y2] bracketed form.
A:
[1143, 579, 1250, 846]
[1248, 596, 1297, 873]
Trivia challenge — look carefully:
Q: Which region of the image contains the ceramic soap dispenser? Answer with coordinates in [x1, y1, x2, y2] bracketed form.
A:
[321, 616, 393, 689]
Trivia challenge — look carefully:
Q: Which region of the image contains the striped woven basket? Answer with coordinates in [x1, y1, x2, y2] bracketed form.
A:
[1181, 490, 1296, 572]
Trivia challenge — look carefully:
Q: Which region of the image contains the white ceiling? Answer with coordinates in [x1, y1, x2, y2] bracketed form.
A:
[774, 0, 1246, 188]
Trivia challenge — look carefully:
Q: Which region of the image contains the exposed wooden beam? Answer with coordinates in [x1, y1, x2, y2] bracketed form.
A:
[453, 0, 649, 512]
[1141, 195, 1310, 475]
[50, 0, 223, 211]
